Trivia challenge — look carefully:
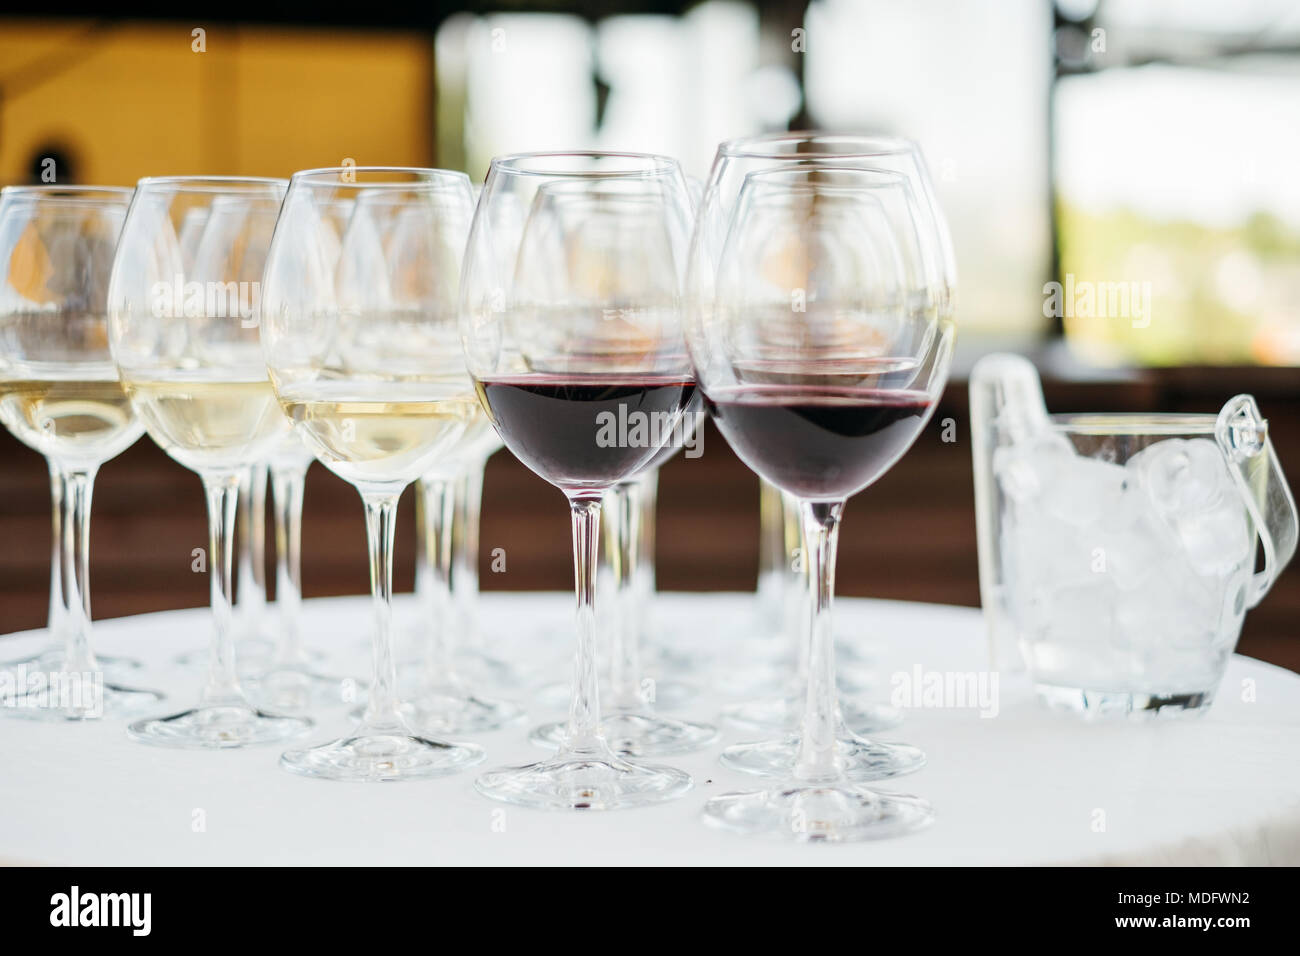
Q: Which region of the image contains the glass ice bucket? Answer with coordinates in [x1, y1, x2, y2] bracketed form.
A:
[971, 355, 1298, 717]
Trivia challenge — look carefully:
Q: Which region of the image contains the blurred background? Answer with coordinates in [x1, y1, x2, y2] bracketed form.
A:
[1, 1, 1297, 671]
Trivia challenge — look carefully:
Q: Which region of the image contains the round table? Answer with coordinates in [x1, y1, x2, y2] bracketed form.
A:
[2, 593, 1298, 865]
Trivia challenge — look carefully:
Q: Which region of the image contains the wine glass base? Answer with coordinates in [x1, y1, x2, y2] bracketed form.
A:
[720, 732, 925, 781]
[475, 749, 692, 810]
[722, 696, 902, 735]
[245, 667, 353, 714]
[2, 681, 163, 722]
[281, 726, 485, 782]
[530, 712, 718, 757]
[703, 784, 933, 843]
[128, 703, 311, 749]
[403, 687, 527, 735]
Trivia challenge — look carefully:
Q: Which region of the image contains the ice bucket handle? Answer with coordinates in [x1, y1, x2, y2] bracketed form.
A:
[1215, 394, 1299, 609]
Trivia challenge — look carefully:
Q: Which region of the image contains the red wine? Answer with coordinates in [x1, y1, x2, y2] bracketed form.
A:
[641, 388, 703, 472]
[477, 375, 696, 492]
[705, 384, 933, 500]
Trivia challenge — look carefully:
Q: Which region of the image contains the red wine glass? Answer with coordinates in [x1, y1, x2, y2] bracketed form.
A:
[688, 165, 955, 840]
[461, 151, 699, 810]
[694, 133, 958, 772]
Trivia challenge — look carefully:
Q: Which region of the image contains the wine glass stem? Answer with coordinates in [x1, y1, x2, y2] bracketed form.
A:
[417, 477, 457, 687]
[361, 490, 403, 727]
[236, 463, 269, 633]
[606, 481, 644, 711]
[270, 463, 307, 667]
[452, 458, 486, 640]
[55, 464, 100, 675]
[565, 495, 605, 752]
[201, 473, 245, 706]
[46, 459, 66, 643]
[792, 499, 846, 785]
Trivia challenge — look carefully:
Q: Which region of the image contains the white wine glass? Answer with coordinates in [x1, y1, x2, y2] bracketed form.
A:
[0, 185, 158, 719]
[108, 176, 309, 748]
[261, 166, 484, 781]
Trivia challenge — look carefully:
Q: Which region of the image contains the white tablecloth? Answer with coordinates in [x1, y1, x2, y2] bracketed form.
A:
[2, 592, 1298, 865]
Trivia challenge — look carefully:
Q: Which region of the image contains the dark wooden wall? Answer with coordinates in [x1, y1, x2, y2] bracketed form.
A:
[1, 368, 1297, 673]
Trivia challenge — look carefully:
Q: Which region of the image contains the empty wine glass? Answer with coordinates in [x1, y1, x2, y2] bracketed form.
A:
[687, 165, 955, 840]
[408, 408, 524, 732]
[108, 176, 308, 748]
[233, 463, 275, 657]
[0, 185, 158, 720]
[243, 430, 347, 713]
[262, 166, 484, 781]
[463, 152, 698, 810]
[447, 432, 523, 689]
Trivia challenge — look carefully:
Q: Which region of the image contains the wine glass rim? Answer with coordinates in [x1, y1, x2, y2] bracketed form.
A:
[742, 165, 912, 190]
[1050, 412, 1218, 435]
[134, 175, 289, 193]
[490, 150, 680, 178]
[718, 131, 921, 161]
[289, 166, 471, 188]
[0, 185, 133, 203]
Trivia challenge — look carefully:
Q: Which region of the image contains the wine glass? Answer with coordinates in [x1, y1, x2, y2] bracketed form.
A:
[695, 132, 956, 769]
[242, 430, 348, 713]
[107, 176, 309, 747]
[687, 165, 955, 840]
[261, 166, 485, 781]
[447, 432, 522, 688]
[462, 151, 698, 810]
[410, 420, 525, 732]
[0, 185, 159, 719]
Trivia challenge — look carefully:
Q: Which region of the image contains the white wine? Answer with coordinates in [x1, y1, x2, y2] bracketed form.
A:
[125, 374, 289, 473]
[423, 402, 499, 478]
[0, 374, 143, 465]
[279, 381, 480, 486]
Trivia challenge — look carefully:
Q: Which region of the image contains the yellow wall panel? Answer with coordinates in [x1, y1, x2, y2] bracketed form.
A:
[0, 19, 433, 187]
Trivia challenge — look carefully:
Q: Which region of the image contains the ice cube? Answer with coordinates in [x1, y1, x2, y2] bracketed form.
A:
[1095, 515, 1176, 590]
[1127, 438, 1253, 576]
[1000, 506, 1095, 593]
[1130, 438, 1227, 515]
[1039, 455, 1133, 528]
[1176, 501, 1254, 577]
[992, 433, 1073, 503]
[1114, 564, 1217, 653]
